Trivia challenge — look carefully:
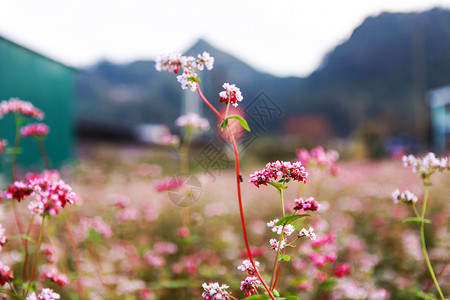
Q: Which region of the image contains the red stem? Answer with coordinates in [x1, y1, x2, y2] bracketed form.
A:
[272, 248, 286, 290]
[197, 85, 275, 300]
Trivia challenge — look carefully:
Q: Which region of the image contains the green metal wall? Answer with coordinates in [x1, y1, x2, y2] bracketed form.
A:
[0, 36, 76, 174]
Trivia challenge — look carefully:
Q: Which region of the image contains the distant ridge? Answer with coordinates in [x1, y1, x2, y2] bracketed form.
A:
[77, 8, 450, 145]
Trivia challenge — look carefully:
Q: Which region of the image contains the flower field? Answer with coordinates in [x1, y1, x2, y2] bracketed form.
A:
[0, 50, 448, 299]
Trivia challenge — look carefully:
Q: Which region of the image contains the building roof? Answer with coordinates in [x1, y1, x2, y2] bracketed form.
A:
[0, 34, 77, 72]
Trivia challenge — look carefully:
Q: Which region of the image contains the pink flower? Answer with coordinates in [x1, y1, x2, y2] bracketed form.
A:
[249, 160, 308, 188]
[20, 123, 49, 137]
[0, 139, 6, 154]
[0, 261, 13, 285]
[41, 244, 57, 264]
[294, 197, 320, 212]
[311, 233, 336, 248]
[201, 282, 231, 300]
[391, 189, 418, 204]
[26, 288, 60, 300]
[5, 181, 33, 202]
[0, 98, 44, 119]
[334, 263, 353, 278]
[240, 276, 260, 297]
[177, 226, 190, 238]
[154, 241, 178, 255]
[308, 253, 327, 267]
[144, 251, 165, 268]
[296, 146, 340, 174]
[219, 83, 243, 107]
[39, 267, 69, 286]
[154, 177, 185, 192]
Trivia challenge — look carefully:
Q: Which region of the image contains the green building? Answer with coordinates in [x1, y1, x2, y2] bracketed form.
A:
[0, 35, 76, 174]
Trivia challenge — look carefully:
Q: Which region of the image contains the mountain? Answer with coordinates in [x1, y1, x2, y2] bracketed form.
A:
[76, 8, 450, 146]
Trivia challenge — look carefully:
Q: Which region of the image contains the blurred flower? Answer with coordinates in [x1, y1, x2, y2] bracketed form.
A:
[402, 153, 449, 178]
[144, 251, 165, 268]
[26, 288, 60, 300]
[0, 98, 44, 119]
[177, 67, 198, 92]
[201, 282, 231, 300]
[0, 225, 7, 251]
[155, 53, 181, 73]
[0, 261, 13, 285]
[0, 139, 6, 154]
[154, 241, 178, 255]
[20, 123, 49, 137]
[196, 51, 214, 71]
[41, 244, 57, 264]
[391, 189, 417, 204]
[154, 177, 185, 193]
[219, 83, 243, 107]
[175, 113, 209, 131]
[39, 266, 69, 286]
[333, 263, 353, 278]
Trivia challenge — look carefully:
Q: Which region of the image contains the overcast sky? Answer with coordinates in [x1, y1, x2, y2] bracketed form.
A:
[1, 0, 449, 77]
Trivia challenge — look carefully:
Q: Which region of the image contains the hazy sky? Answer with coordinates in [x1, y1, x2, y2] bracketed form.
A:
[1, 0, 449, 77]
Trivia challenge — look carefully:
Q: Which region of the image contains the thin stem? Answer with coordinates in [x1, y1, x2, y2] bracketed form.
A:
[23, 214, 35, 282]
[7, 279, 18, 296]
[196, 85, 274, 300]
[419, 178, 445, 300]
[412, 204, 420, 219]
[269, 233, 284, 290]
[65, 218, 84, 298]
[224, 101, 231, 120]
[180, 129, 193, 174]
[272, 248, 286, 290]
[26, 215, 46, 297]
[11, 113, 22, 181]
[280, 189, 285, 218]
[425, 258, 450, 293]
[36, 139, 51, 169]
[197, 86, 224, 121]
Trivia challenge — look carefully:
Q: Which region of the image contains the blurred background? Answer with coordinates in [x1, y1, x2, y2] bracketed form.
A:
[1, 0, 450, 164]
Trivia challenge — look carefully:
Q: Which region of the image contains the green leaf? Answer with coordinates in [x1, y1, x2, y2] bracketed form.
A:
[319, 278, 338, 291]
[244, 295, 270, 300]
[275, 214, 310, 226]
[218, 119, 228, 130]
[284, 297, 300, 300]
[226, 115, 251, 131]
[187, 76, 200, 83]
[402, 217, 431, 224]
[413, 289, 437, 300]
[9, 234, 34, 243]
[268, 181, 287, 190]
[278, 254, 290, 261]
[272, 289, 280, 296]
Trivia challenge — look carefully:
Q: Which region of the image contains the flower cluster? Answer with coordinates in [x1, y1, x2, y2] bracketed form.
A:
[0, 261, 13, 286]
[249, 160, 308, 188]
[26, 288, 60, 300]
[219, 83, 243, 107]
[156, 51, 214, 91]
[267, 219, 295, 236]
[201, 282, 231, 300]
[240, 276, 261, 297]
[296, 146, 340, 175]
[5, 171, 78, 216]
[391, 189, 418, 204]
[0, 98, 44, 119]
[294, 197, 320, 212]
[175, 113, 210, 131]
[299, 227, 317, 240]
[269, 238, 286, 250]
[0, 139, 6, 154]
[39, 266, 69, 286]
[402, 153, 449, 178]
[20, 123, 50, 137]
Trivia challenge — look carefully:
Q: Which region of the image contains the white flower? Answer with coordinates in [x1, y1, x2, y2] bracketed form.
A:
[176, 68, 198, 92]
[299, 227, 316, 240]
[175, 113, 209, 131]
